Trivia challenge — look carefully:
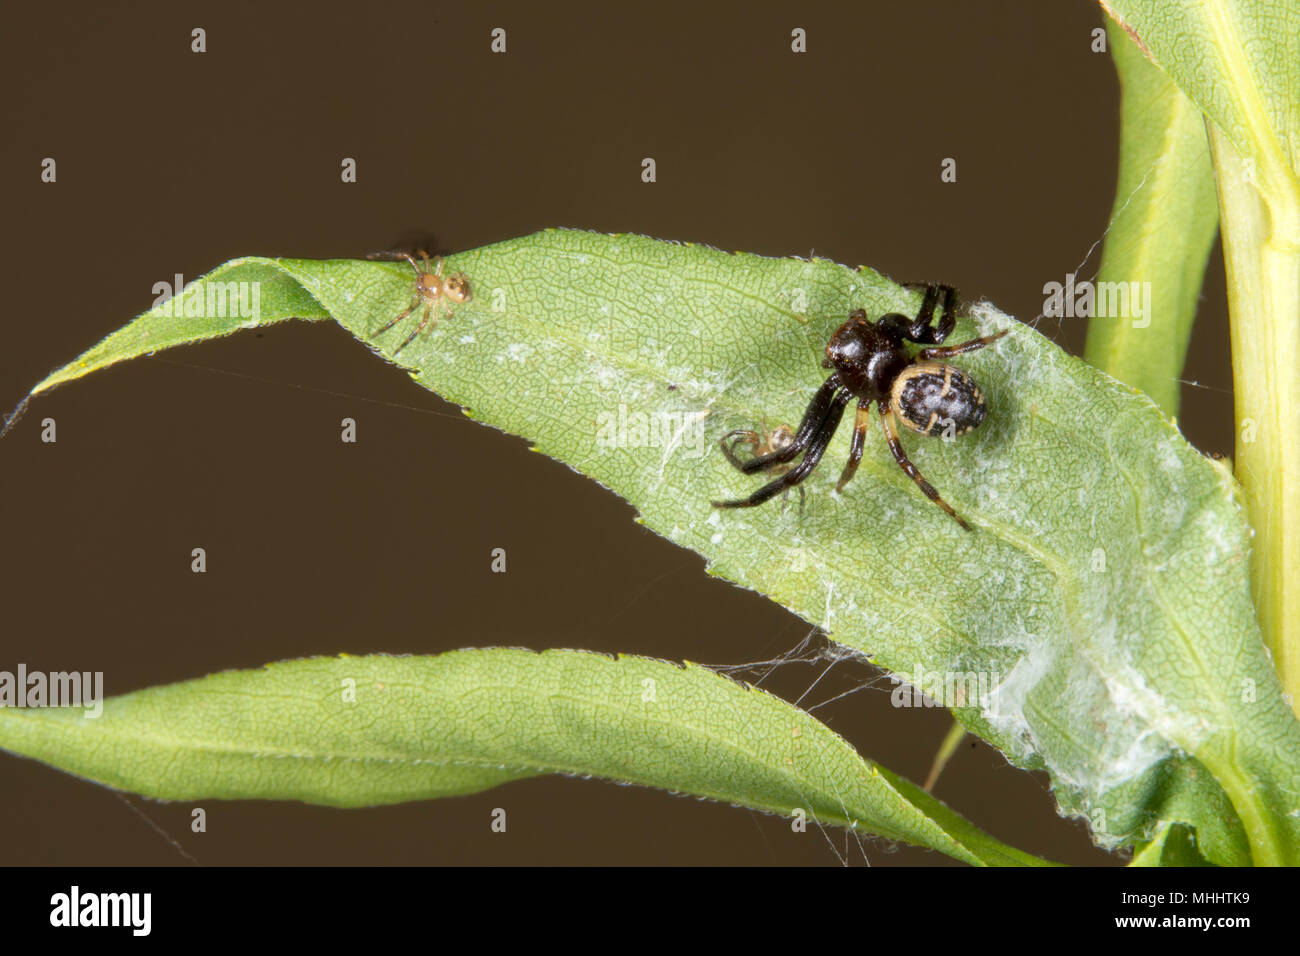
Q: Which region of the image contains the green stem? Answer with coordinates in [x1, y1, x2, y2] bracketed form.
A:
[1210, 123, 1300, 726]
[1200, 747, 1287, 865]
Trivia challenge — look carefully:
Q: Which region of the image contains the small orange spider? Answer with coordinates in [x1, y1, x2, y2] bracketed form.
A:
[719, 420, 805, 512]
[372, 251, 472, 354]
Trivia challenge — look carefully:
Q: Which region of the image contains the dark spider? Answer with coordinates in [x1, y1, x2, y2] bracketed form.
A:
[712, 284, 1009, 530]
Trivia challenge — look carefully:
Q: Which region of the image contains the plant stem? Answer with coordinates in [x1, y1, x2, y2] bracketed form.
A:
[1210, 123, 1300, 721]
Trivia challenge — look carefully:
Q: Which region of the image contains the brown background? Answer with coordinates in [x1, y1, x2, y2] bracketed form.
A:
[0, 0, 1233, 866]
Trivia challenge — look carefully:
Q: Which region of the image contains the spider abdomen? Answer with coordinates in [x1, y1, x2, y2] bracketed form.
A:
[890, 362, 987, 436]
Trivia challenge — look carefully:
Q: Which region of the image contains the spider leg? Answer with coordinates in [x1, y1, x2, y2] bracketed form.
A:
[912, 282, 941, 326]
[363, 249, 420, 263]
[881, 283, 957, 343]
[835, 401, 873, 492]
[719, 430, 761, 470]
[372, 296, 420, 337]
[393, 302, 433, 355]
[909, 283, 957, 344]
[720, 429, 802, 513]
[713, 390, 850, 508]
[879, 405, 971, 530]
[876, 284, 956, 345]
[777, 484, 807, 515]
[917, 328, 1010, 360]
[738, 375, 842, 475]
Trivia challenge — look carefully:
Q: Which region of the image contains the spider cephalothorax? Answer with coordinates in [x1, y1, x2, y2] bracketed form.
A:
[712, 284, 1008, 530]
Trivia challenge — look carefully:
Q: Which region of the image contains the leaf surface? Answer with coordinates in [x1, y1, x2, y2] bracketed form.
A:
[14, 228, 1300, 863]
[0, 650, 1050, 866]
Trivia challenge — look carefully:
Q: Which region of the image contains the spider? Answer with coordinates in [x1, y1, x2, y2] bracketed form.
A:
[719, 420, 804, 512]
[712, 284, 1009, 530]
[370, 251, 472, 355]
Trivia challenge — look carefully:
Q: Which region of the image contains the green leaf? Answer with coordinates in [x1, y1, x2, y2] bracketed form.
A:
[923, 719, 967, 792]
[11, 229, 1300, 864]
[1101, 0, 1300, 736]
[1129, 822, 1214, 866]
[1084, 19, 1219, 417]
[0, 650, 1051, 867]
[1098, 0, 1300, 192]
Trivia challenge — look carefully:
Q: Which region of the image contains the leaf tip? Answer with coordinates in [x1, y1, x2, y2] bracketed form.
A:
[1099, 2, 1152, 59]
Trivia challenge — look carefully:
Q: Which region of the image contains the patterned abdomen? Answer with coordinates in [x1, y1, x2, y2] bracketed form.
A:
[889, 361, 988, 436]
